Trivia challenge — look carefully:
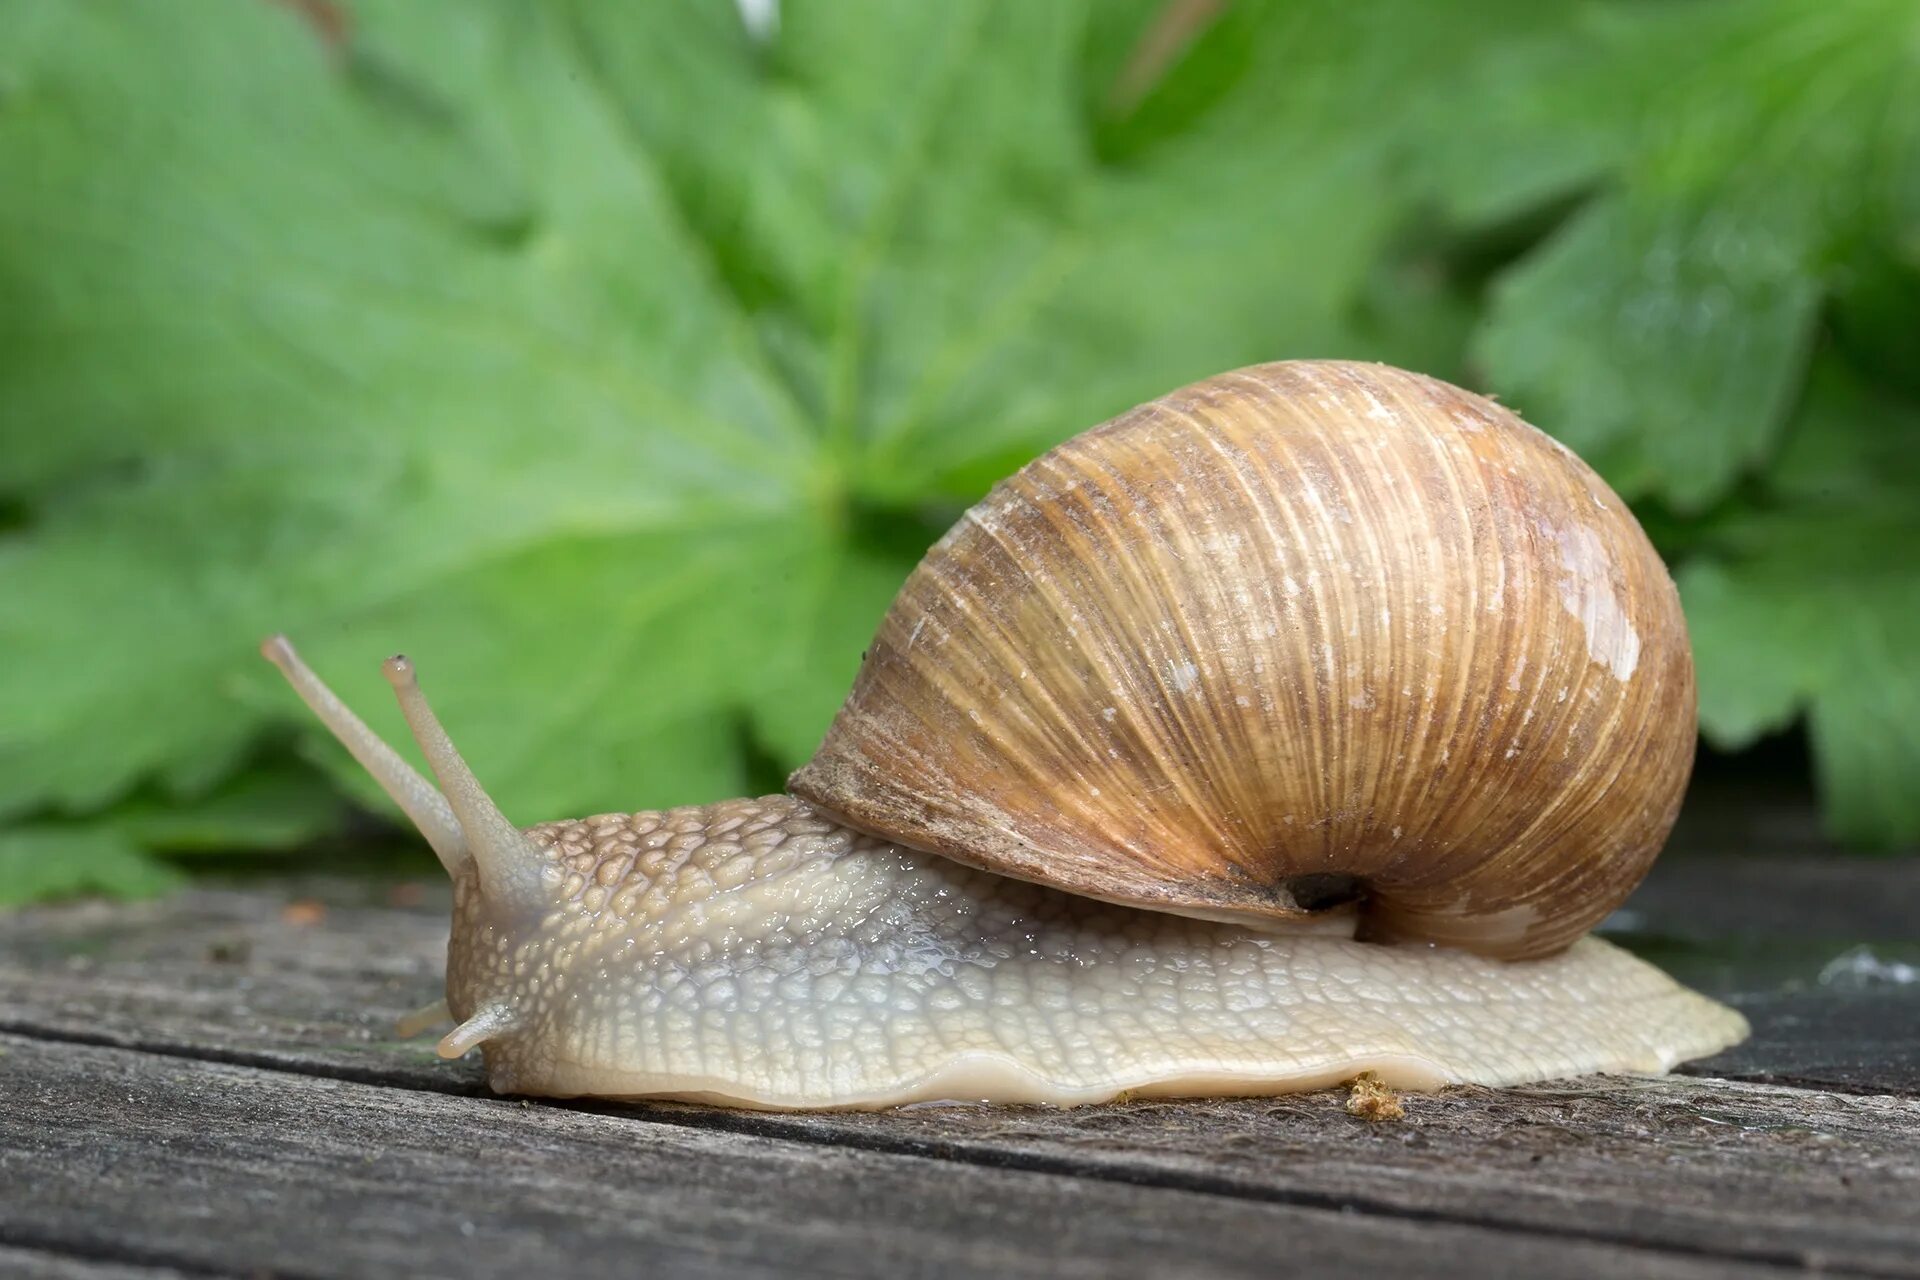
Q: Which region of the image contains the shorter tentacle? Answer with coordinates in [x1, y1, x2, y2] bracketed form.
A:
[394, 999, 452, 1039]
[382, 654, 553, 918]
[260, 635, 467, 875]
[438, 1003, 518, 1060]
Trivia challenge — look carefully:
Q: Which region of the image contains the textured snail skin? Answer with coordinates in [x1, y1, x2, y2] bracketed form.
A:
[447, 796, 1744, 1108]
[793, 361, 1697, 960]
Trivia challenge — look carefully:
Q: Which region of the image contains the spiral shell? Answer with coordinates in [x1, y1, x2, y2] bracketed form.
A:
[790, 361, 1695, 960]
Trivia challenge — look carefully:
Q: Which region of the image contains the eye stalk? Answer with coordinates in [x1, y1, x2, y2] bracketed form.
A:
[380, 653, 553, 919]
[259, 635, 553, 921]
[435, 1000, 518, 1062]
[258, 635, 467, 874]
[264, 640, 538, 1065]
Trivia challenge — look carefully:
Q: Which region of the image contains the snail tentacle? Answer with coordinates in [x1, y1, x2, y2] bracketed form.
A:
[382, 655, 553, 919]
[259, 634, 468, 874]
[393, 999, 452, 1040]
[437, 1002, 518, 1060]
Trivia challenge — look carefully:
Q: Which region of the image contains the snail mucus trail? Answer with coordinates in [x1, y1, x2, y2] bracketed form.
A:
[265, 360, 1748, 1110]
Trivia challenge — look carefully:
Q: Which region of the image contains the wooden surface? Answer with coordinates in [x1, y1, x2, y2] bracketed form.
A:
[2, 841, 1917, 1278]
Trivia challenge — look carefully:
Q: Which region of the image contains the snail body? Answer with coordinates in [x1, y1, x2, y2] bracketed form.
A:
[266, 361, 1746, 1109]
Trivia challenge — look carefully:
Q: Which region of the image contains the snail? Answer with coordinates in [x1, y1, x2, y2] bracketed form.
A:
[264, 360, 1747, 1110]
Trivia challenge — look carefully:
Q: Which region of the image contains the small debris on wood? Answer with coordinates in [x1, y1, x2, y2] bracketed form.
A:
[1344, 1072, 1406, 1122]
[280, 899, 327, 928]
[205, 938, 251, 965]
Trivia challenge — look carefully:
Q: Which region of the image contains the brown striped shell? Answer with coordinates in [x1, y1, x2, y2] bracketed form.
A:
[789, 361, 1695, 961]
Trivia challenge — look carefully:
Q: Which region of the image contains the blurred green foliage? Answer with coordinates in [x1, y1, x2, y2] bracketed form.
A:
[1, 0, 1916, 903]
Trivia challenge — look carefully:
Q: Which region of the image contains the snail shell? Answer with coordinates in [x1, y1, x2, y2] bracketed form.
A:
[793, 361, 1694, 960]
[262, 360, 1742, 1109]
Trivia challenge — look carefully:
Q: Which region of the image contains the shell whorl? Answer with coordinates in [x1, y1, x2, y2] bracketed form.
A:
[790, 360, 1696, 960]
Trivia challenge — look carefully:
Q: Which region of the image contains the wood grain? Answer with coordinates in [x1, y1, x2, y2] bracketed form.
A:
[1616, 847, 1920, 1094]
[1, 1034, 1776, 1280]
[0, 1247, 197, 1279]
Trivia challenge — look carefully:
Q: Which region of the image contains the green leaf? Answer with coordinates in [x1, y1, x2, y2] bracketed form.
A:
[1481, 197, 1821, 509]
[108, 762, 344, 855]
[0, 762, 341, 906]
[3, 0, 1919, 904]
[0, 0, 1451, 899]
[1455, 0, 1918, 511]
[1679, 359, 1920, 847]
[0, 0, 819, 834]
[0, 827, 184, 908]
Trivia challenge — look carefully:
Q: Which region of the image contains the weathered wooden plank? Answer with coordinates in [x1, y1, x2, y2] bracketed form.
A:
[0, 1035, 1768, 1280]
[1615, 852, 1920, 1094]
[0, 1247, 193, 1279]
[4, 876, 1918, 1273]
[0, 883, 454, 1089]
[759, 1076, 1920, 1276]
[1679, 984, 1920, 1095]
[1619, 849, 1920, 943]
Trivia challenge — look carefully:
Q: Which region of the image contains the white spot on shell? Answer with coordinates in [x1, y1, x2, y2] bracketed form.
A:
[1297, 474, 1354, 525]
[1359, 387, 1397, 424]
[1549, 523, 1641, 682]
